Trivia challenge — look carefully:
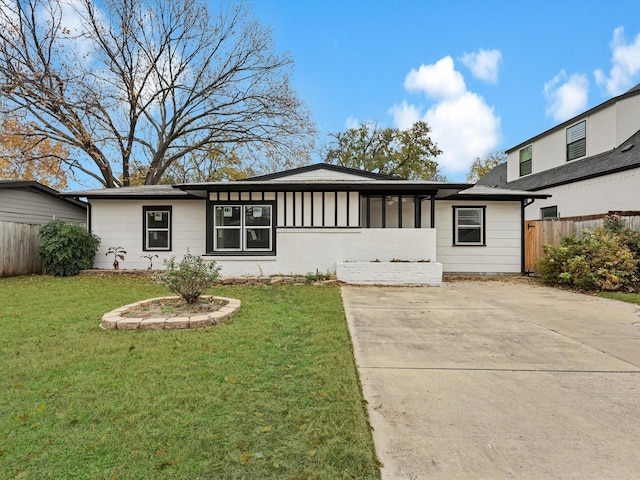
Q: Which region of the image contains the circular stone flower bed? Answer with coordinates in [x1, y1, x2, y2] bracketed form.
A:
[100, 295, 241, 330]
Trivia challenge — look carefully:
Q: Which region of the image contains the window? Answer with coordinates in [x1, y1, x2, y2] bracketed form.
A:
[541, 206, 558, 219]
[143, 206, 171, 251]
[212, 204, 273, 253]
[519, 145, 532, 176]
[453, 206, 485, 246]
[567, 120, 586, 161]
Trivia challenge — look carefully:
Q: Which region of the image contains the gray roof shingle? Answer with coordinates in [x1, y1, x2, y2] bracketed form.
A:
[478, 129, 640, 191]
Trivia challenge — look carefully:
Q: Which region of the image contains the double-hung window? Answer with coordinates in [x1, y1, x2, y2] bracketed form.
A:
[453, 206, 485, 246]
[566, 120, 586, 161]
[143, 206, 172, 251]
[213, 204, 273, 253]
[519, 145, 532, 176]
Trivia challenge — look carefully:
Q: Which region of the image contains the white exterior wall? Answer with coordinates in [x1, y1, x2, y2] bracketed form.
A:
[210, 228, 437, 277]
[90, 199, 206, 270]
[507, 94, 640, 182]
[617, 94, 640, 145]
[525, 168, 640, 220]
[89, 195, 523, 276]
[436, 201, 522, 274]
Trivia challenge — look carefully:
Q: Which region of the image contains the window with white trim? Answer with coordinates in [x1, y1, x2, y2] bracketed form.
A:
[566, 120, 586, 161]
[519, 145, 532, 176]
[143, 206, 171, 251]
[453, 206, 485, 246]
[213, 204, 273, 253]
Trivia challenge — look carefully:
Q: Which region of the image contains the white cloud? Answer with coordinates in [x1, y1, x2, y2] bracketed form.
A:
[391, 56, 501, 179]
[594, 27, 640, 96]
[404, 56, 466, 100]
[345, 116, 360, 129]
[423, 92, 501, 175]
[544, 70, 589, 122]
[460, 48, 502, 84]
[388, 101, 421, 130]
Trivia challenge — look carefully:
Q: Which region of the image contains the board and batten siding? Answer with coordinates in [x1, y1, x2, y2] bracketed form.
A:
[89, 199, 206, 270]
[436, 201, 522, 274]
[0, 188, 86, 224]
[209, 191, 360, 227]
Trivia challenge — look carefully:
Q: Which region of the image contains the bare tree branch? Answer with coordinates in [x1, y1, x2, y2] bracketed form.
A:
[0, 0, 315, 187]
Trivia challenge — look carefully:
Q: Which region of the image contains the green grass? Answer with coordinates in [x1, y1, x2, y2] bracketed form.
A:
[597, 291, 640, 305]
[0, 276, 380, 480]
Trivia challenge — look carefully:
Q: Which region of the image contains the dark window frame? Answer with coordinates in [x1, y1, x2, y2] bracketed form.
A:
[566, 120, 586, 161]
[452, 206, 486, 246]
[207, 201, 276, 256]
[142, 206, 172, 251]
[541, 206, 558, 219]
[519, 145, 532, 176]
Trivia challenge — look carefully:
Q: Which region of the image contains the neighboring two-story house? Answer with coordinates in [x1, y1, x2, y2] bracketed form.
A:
[478, 83, 640, 220]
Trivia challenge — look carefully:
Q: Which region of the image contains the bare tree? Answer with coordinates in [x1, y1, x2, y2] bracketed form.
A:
[0, 0, 315, 187]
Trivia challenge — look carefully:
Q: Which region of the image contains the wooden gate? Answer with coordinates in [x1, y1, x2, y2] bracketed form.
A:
[524, 219, 575, 273]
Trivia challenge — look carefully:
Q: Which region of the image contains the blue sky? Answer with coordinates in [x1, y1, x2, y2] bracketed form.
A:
[250, 0, 640, 180]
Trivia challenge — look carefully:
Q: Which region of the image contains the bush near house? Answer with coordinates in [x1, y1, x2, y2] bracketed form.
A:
[38, 220, 101, 276]
[536, 215, 640, 291]
[154, 253, 221, 304]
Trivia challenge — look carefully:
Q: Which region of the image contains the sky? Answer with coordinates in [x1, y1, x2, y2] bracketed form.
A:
[249, 0, 640, 180]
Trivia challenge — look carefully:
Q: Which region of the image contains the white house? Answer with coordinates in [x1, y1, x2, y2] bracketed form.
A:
[65, 164, 547, 284]
[478, 83, 640, 220]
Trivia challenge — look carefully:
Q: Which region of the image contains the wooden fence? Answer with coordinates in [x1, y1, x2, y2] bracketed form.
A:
[524, 213, 640, 273]
[0, 221, 44, 277]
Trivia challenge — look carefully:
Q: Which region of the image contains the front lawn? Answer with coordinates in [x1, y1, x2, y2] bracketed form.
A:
[597, 291, 640, 305]
[0, 275, 379, 479]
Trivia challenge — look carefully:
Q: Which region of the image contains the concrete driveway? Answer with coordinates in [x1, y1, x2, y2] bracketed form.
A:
[342, 280, 640, 480]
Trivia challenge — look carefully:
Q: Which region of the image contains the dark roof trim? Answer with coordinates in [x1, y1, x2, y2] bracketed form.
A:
[445, 192, 550, 201]
[506, 83, 640, 153]
[525, 161, 640, 192]
[242, 162, 404, 181]
[0, 180, 87, 210]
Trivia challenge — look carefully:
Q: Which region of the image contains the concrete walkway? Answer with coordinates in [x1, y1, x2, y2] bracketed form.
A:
[342, 281, 640, 480]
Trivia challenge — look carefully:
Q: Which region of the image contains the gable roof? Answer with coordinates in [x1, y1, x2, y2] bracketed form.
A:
[0, 180, 87, 209]
[243, 162, 403, 181]
[506, 82, 640, 154]
[479, 128, 640, 192]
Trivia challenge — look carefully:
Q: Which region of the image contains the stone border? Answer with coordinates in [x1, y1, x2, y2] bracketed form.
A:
[100, 295, 241, 330]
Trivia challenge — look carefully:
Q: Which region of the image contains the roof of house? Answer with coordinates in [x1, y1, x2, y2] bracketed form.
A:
[243, 162, 403, 181]
[63, 163, 547, 200]
[0, 180, 87, 209]
[506, 82, 640, 154]
[478, 128, 640, 191]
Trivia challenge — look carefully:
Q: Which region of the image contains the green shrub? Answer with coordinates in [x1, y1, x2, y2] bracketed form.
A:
[536, 225, 638, 291]
[38, 220, 101, 276]
[154, 253, 221, 304]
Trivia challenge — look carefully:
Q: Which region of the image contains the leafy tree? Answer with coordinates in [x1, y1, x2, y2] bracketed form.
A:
[0, 0, 315, 188]
[0, 116, 69, 190]
[466, 150, 506, 183]
[324, 121, 443, 180]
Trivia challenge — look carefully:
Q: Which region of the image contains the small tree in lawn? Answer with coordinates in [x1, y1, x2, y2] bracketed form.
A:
[155, 253, 221, 304]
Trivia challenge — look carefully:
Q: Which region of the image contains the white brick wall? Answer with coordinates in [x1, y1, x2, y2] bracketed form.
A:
[211, 228, 437, 277]
[336, 261, 443, 285]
